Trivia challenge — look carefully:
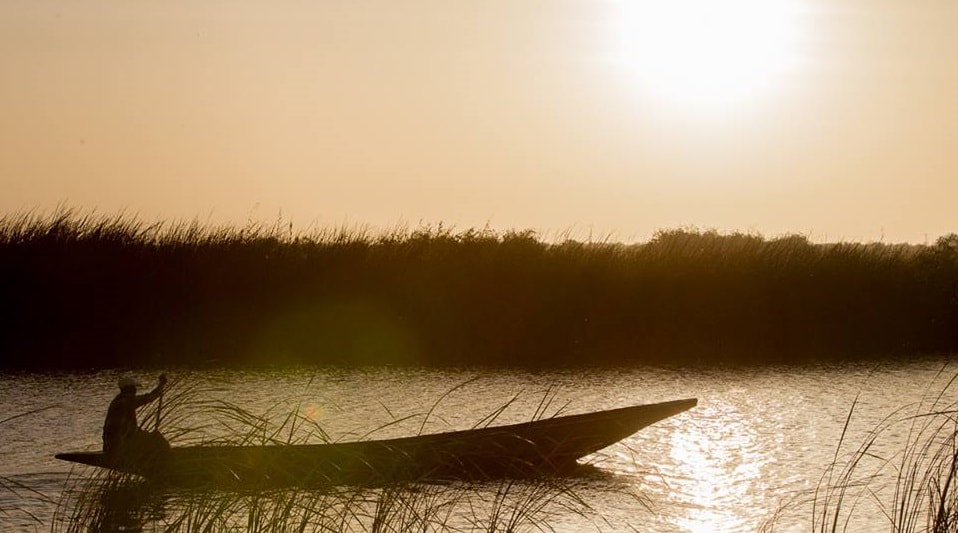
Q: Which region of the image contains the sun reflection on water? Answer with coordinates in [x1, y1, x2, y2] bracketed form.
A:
[667, 401, 763, 533]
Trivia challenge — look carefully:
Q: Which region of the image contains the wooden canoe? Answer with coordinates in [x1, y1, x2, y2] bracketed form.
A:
[56, 398, 696, 487]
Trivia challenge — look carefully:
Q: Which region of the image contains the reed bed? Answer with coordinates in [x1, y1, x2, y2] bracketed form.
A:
[51, 377, 645, 532]
[2, 209, 956, 369]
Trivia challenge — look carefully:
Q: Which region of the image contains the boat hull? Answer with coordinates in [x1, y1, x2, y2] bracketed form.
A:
[56, 398, 696, 487]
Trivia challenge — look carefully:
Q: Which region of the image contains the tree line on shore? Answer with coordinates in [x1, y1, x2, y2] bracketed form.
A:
[1, 211, 956, 369]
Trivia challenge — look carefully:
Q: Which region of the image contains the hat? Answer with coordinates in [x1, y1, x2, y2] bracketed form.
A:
[117, 376, 140, 390]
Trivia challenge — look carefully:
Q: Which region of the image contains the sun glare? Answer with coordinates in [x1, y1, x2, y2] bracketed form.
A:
[609, 0, 806, 112]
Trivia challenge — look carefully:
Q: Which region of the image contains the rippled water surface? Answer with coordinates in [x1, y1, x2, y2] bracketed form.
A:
[2, 359, 956, 532]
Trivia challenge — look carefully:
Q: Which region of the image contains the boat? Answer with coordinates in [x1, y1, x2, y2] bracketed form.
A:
[56, 398, 696, 487]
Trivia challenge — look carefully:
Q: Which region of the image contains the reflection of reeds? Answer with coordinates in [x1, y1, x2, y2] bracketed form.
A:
[4, 208, 957, 369]
[764, 367, 958, 532]
[55, 378, 647, 531]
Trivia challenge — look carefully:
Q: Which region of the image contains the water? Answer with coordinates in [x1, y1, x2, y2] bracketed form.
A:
[1, 359, 956, 532]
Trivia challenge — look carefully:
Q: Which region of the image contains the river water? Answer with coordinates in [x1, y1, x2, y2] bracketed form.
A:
[2, 358, 957, 532]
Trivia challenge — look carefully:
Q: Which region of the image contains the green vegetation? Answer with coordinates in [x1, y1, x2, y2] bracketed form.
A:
[1, 210, 956, 369]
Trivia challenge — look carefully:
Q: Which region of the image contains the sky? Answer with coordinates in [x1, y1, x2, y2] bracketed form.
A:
[2, 0, 956, 243]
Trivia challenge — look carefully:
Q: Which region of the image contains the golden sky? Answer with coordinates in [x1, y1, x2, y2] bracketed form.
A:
[2, 0, 956, 242]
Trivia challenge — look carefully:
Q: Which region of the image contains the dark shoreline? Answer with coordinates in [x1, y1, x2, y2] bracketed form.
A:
[2, 212, 956, 370]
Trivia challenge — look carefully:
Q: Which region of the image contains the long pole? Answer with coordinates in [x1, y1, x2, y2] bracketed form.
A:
[155, 387, 164, 432]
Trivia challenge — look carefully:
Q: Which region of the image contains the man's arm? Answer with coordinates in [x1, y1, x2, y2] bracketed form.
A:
[134, 374, 168, 407]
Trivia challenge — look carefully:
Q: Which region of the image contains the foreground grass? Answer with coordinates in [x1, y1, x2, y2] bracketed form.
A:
[761, 367, 958, 533]
[1, 209, 956, 369]
[50, 378, 645, 532]
[52, 473, 619, 533]
[0, 408, 59, 529]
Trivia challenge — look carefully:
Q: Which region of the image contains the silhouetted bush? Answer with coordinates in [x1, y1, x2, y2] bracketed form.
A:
[1, 210, 955, 369]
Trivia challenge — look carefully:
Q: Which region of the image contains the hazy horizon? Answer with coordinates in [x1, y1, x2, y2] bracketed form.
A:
[3, 0, 956, 244]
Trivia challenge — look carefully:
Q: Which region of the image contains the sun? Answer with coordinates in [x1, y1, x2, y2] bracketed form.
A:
[608, 0, 806, 112]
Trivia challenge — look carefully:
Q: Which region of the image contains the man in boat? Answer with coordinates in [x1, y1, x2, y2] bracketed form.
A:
[102, 374, 170, 459]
